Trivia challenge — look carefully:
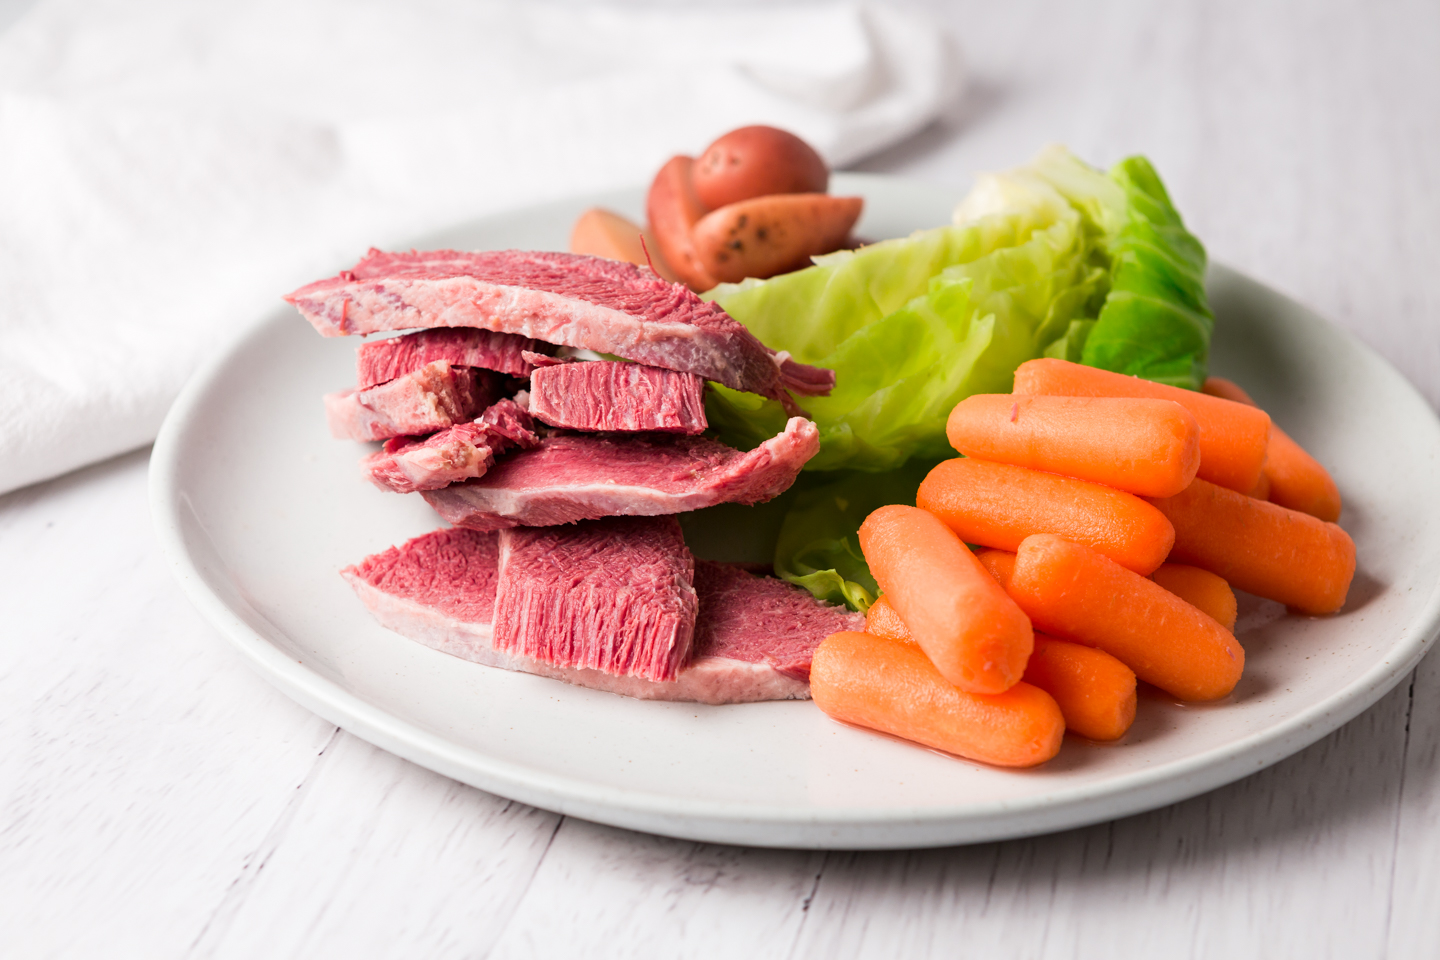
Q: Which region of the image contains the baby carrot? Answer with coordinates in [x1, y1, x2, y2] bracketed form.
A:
[858, 505, 1033, 694]
[1249, 469, 1272, 502]
[1145, 478, 1356, 615]
[863, 603, 1137, 743]
[1150, 562, 1237, 631]
[1012, 358, 1271, 494]
[947, 394, 1200, 497]
[1022, 636, 1138, 741]
[865, 595, 910, 642]
[1203, 376, 1342, 522]
[917, 458, 1175, 575]
[975, 548, 1017, 590]
[1007, 534, 1245, 701]
[810, 632, 1065, 768]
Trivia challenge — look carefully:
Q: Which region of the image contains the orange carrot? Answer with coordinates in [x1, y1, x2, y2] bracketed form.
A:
[1145, 478, 1356, 615]
[868, 586, 1136, 742]
[1248, 469, 1272, 502]
[975, 548, 1017, 589]
[917, 458, 1175, 575]
[864, 595, 910, 642]
[1023, 636, 1138, 741]
[858, 505, 1033, 694]
[1006, 534, 1245, 701]
[1150, 562, 1237, 630]
[1012, 358, 1271, 494]
[947, 394, 1200, 497]
[1203, 376, 1342, 521]
[810, 632, 1065, 768]
[1199, 377, 1252, 405]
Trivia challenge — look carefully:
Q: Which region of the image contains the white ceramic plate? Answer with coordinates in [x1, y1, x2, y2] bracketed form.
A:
[151, 174, 1440, 849]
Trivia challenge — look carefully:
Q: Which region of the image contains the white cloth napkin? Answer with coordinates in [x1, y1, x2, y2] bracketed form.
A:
[0, 0, 961, 496]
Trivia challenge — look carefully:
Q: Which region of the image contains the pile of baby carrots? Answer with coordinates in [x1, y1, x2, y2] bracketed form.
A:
[809, 358, 1356, 768]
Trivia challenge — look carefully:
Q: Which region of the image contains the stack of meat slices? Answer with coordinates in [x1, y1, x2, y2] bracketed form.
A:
[287, 248, 863, 704]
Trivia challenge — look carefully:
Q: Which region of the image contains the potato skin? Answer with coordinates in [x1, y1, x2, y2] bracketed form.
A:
[691, 193, 862, 283]
[692, 126, 829, 211]
[569, 207, 678, 282]
[645, 155, 719, 291]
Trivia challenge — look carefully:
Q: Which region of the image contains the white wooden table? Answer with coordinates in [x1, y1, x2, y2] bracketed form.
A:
[5, 2, 1440, 956]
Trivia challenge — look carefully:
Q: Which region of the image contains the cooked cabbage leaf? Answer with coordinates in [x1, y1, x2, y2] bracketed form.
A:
[771, 460, 940, 612]
[1080, 157, 1214, 388]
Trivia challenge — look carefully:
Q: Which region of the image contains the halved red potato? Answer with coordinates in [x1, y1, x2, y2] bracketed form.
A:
[645, 155, 719, 291]
[692, 125, 829, 210]
[691, 193, 863, 284]
[569, 207, 678, 282]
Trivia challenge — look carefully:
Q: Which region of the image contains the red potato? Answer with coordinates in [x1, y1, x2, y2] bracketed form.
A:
[645, 155, 719, 291]
[569, 207, 678, 283]
[691, 193, 864, 284]
[692, 125, 829, 210]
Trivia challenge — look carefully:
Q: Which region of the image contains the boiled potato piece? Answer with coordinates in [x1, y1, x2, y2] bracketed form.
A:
[691, 193, 862, 283]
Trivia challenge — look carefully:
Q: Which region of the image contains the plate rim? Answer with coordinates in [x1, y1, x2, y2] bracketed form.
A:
[148, 177, 1440, 849]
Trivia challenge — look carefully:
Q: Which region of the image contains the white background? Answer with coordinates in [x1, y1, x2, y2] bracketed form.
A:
[4, 1, 1440, 957]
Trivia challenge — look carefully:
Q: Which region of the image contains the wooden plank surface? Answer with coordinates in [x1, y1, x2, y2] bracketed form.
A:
[3, 1, 1438, 957]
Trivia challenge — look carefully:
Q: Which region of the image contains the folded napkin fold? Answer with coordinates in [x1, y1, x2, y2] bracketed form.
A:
[0, 0, 962, 496]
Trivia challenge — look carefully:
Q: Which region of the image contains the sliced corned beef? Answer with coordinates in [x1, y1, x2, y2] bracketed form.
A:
[341, 527, 863, 703]
[362, 398, 538, 493]
[325, 361, 506, 441]
[529, 360, 707, 434]
[420, 416, 819, 530]
[356, 327, 547, 388]
[521, 350, 570, 368]
[285, 249, 835, 407]
[690, 560, 863, 683]
[492, 517, 697, 683]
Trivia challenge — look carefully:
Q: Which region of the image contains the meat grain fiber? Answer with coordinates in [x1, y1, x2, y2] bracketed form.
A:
[357, 327, 547, 387]
[492, 516, 698, 683]
[325, 361, 507, 441]
[285, 248, 834, 405]
[363, 398, 538, 493]
[341, 527, 864, 703]
[529, 360, 707, 434]
[422, 416, 819, 530]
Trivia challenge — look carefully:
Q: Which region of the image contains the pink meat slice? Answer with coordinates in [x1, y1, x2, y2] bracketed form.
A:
[362, 398, 539, 493]
[325, 361, 507, 441]
[529, 360, 707, 434]
[356, 327, 547, 387]
[492, 517, 697, 683]
[285, 248, 834, 406]
[420, 416, 819, 531]
[690, 560, 863, 682]
[340, 528, 864, 703]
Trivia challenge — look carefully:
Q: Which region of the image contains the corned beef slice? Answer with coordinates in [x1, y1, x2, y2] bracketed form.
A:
[690, 560, 864, 682]
[284, 249, 835, 404]
[493, 517, 697, 683]
[325, 360, 506, 441]
[357, 327, 546, 387]
[421, 416, 820, 531]
[363, 398, 538, 494]
[529, 360, 707, 434]
[342, 527, 503, 664]
[341, 528, 864, 703]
